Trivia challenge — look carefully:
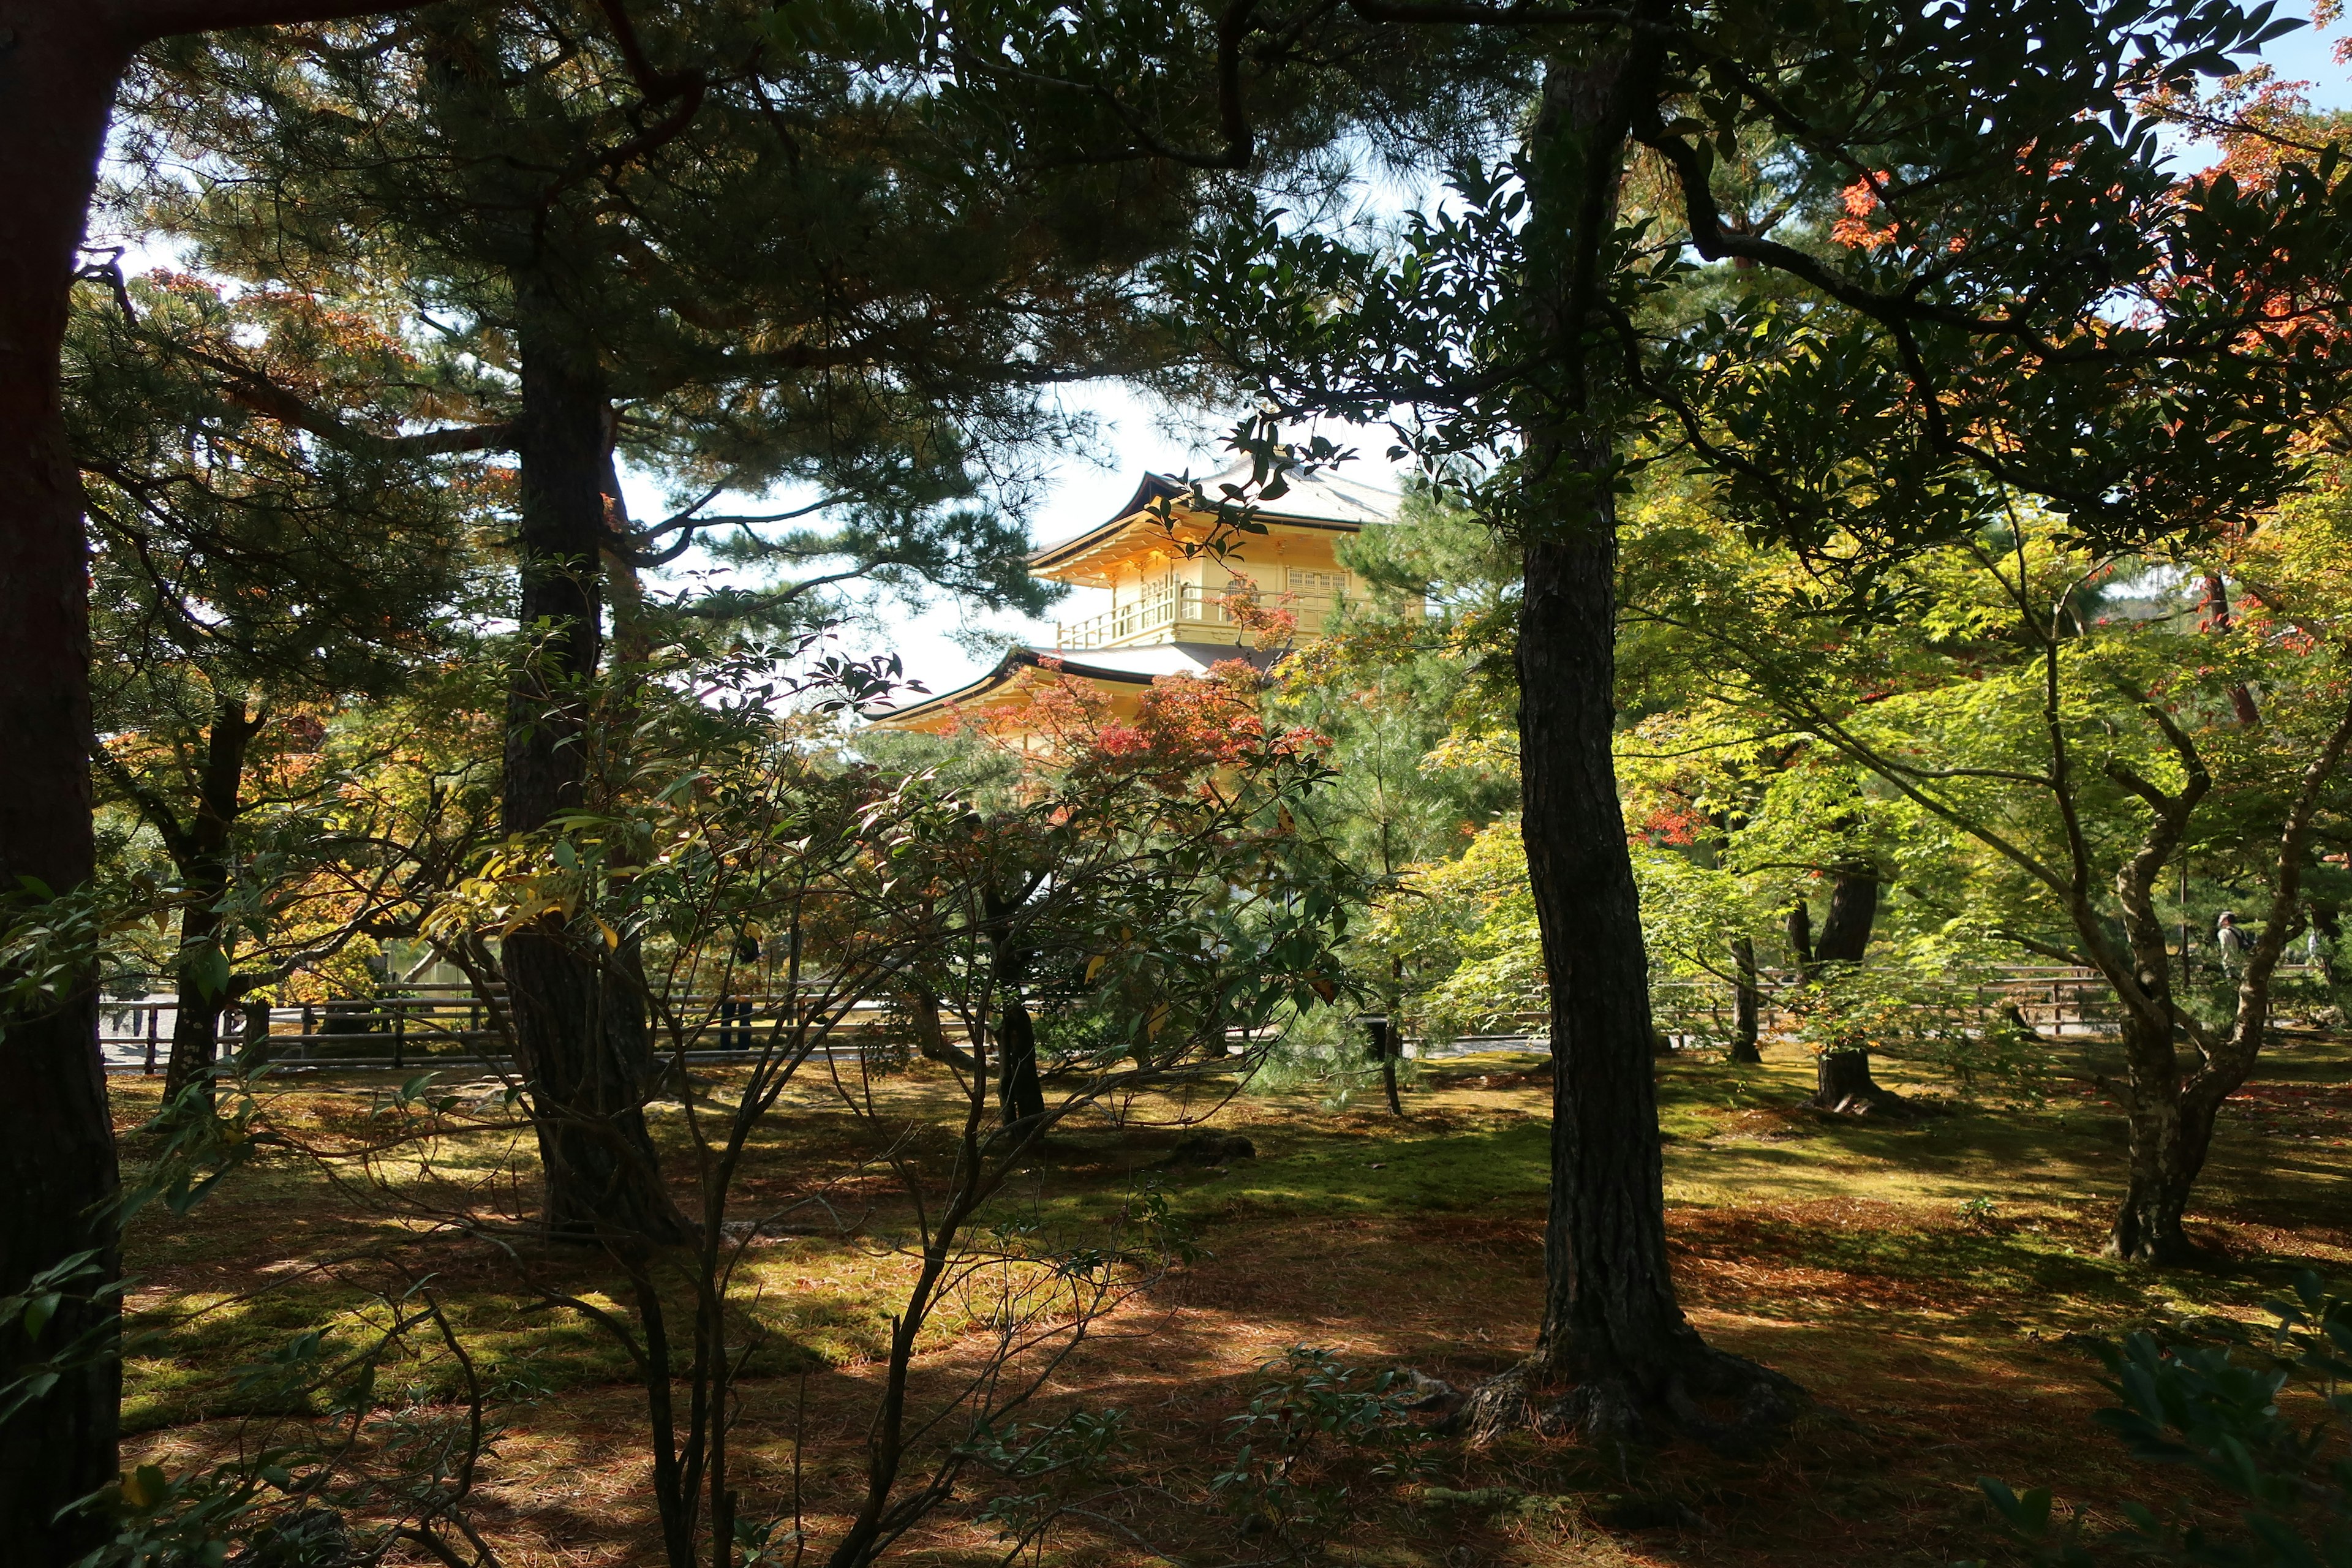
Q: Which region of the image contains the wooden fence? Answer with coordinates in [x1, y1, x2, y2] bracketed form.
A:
[100, 981, 928, 1076]
[99, 962, 2329, 1074]
[1429, 962, 2328, 1055]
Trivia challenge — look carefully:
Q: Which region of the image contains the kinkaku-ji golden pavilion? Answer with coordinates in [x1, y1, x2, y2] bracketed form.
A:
[869, 462, 1403, 737]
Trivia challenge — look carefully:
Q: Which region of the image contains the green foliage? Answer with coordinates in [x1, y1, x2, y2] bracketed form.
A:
[0, 878, 147, 1043]
[66, 1278, 502, 1568]
[1210, 1348, 1436, 1557]
[114, 1, 1240, 639]
[1787, 948, 2057, 1097]
[1248, 1001, 1417, 1109]
[962, 1408, 1134, 1548]
[1981, 1272, 2352, 1565]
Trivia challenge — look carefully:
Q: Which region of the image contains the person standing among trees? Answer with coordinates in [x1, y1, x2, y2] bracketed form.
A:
[2217, 910, 2249, 978]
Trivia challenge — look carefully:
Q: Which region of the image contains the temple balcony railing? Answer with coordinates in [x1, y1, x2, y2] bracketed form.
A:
[1051, 585, 1357, 650]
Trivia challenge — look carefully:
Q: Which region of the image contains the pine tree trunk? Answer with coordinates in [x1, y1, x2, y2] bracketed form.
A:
[1483, 39, 1792, 1442]
[1521, 514, 1722, 1398]
[1808, 864, 1898, 1112]
[1, 6, 454, 1552]
[1728, 937, 1762, 1063]
[0, 17, 137, 1558]
[502, 300, 684, 1245]
[164, 696, 260, 1105]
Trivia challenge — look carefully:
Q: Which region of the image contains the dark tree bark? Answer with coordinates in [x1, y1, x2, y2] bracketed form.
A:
[995, 992, 1047, 1126]
[981, 891, 1046, 1126]
[907, 982, 979, 1071]
[1381, 957, 1408, 1112]
[162, 696, 265, 1105]
[499, 298, 687, 1245]
[235, 995, 273, 1065]
[2108, 1006, 2211, 1263]
[1784, 897, 1812, 976]
[2200, 574, 2263, 729]
[0, 18, 135, 1558]
[0, 6, 433, 1556]
[2103, 824, 2255, 1264]
[1462, 37, 1792, 1446]
[1728, 936, 1762, 1063]
[1808, 862, 1902, 1114]
[1812, 864, 1877, 965]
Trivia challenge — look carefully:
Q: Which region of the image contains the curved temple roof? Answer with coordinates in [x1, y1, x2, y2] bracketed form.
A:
[1025, 459, 1400, 581]
[871, 641, 1280, 730]
[870, 461, 1400, 730]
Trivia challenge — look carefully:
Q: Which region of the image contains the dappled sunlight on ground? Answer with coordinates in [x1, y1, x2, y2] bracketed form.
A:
[109, 1036, 2352, 1566]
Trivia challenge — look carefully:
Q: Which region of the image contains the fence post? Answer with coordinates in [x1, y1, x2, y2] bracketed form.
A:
[393, 1005, 406, 1069]
[145, 1003, 157, 1076]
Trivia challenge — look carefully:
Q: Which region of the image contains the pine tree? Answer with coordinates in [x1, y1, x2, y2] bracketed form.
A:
[113, 1, 1234, 1241]
[78, 273, 489, 1103]
[0, 6, 443, 1558]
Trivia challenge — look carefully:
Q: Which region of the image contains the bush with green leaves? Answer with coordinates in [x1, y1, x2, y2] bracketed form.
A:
[1980, 1272, 2352, 1565]
[1790, 941, 2059, 1099]
[1210, 1348, 1437, 1558]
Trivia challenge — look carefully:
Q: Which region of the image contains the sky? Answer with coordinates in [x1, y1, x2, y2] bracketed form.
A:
[106, 9, 2352, 712]
[698, 9, 2352, 709]
[623, 372, 1414, 705]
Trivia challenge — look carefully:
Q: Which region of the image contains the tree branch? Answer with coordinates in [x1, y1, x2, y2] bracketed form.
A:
[112, 0, 433, 45]
[178, 344, 516, 458]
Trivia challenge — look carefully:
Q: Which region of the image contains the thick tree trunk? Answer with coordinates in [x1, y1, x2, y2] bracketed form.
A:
[0, 16, 138, 1559]
[1728, 936, 1762, 1063]
[1471, 39, 1791, 1447]
[1809, 864, 1901, 1112]
[501, 301, 685, 1245]
[1521, 511, 1724, 1410]
[1814, 1048, 1893, 1114]
[995, 993, 1046, 1126]
[2106, 1005, 2211, 1264]
[1784, 898, 1812, 975]
[1, 6, 450, 1553]
[1812, 864, 1877, 965]
[163, 695, 261, 1104]
[235, 996, 273, 1065]
[164, 904, 226, 1105]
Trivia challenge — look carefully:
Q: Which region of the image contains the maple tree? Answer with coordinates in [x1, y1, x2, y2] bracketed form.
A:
[1625, 466, 2352, 1258]
[939, 0, 2352, 1440]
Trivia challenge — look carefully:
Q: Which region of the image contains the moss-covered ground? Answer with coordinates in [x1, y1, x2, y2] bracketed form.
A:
[110, 1036, 2352, 1566]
